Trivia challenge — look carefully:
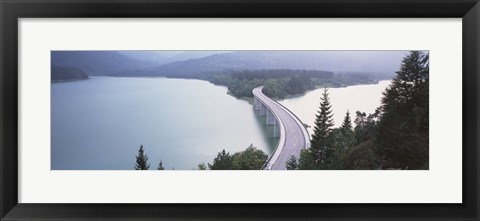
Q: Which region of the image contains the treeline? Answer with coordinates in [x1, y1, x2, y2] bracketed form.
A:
[206, 145, 268, 170]
[51, 66, 89, 82]
[134, 145, 166, 170]
[133, 144, 268, 170]
[209, 69, 379, 99]
[115, 66, 386, 99]
[230, 69, 333, 80]
[287, 51, 429, 170]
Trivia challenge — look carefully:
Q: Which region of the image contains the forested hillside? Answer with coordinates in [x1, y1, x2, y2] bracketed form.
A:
[51, 67, 89, 82]
[114, 51, 404, 78]
[51, 51, 154, 75]
[210, 69, 383, 98]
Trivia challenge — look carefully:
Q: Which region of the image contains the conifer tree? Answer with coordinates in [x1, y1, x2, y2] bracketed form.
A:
[286, 155, 299, 170]
[157, 160, 165, 170]
[208, 149, 233, 170]
[297, 149, 317, 170]
[330, 111, 355, 163]
[134, 145, 150, 170]
[311, 88, 334, 165]
[377, 51, 429, 169]
[341, 110, 353, 134]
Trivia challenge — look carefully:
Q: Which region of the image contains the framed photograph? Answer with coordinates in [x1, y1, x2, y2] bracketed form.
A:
[1, 0, 479, 220]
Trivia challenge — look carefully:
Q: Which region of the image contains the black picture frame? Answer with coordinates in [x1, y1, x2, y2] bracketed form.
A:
[1, 0, 479, 220]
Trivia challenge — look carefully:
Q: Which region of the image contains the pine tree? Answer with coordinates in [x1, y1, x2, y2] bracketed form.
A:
[297, 149, 317, 170]
[134, 145, 150, 170]
[353, 111, 369, 145]
[157, 160, 165, 170]
[286, 155, 299, 170]
[310, 88, 334, 165]
[341, 110, 353, 134]
[377, 51, 429, 169]
[208, 149, 233, 170]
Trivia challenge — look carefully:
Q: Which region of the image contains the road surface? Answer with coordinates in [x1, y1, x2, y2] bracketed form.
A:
[253, 86, 310, 170]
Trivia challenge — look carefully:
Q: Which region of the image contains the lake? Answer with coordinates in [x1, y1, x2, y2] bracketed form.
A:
[279, 80, 392, 137]
[51, 77, 390, 170]
[51, 77, 277, 170]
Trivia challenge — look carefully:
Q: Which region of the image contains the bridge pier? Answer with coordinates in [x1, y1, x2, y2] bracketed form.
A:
[259, 103, 267, 116]
[273, 121, 280, 137]
[266, 109, 275, 125]
[253, 97, 261, 111]
[254, 95, 279, 138]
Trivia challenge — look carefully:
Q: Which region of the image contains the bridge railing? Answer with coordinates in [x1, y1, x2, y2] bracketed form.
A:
[253, 88, 286, 170]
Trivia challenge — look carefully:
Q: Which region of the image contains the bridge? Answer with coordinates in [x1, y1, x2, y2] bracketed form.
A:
[253, 86, 310, 170]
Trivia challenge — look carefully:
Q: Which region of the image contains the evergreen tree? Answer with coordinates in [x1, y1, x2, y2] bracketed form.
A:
[341, 110, 353, 134]
[353, 111, 369, 145]
[376, 51, 429, 169]
[134, 145, 150, 170]
[298, 149, 317, 170]
[157, 160, 165, 170]
[208, 149, 233, 170]
[354, 111, 367, 127]
[310, 88, 335, 165]
[197, 162, 207, 170]
[286, 155, 299, 170]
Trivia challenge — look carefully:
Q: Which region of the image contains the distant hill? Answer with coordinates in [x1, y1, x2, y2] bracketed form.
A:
[118, 51, 228, 65]
[114, 51, 406, 78]
[51, 51, 154, 75]
[51, 67, 89, 82]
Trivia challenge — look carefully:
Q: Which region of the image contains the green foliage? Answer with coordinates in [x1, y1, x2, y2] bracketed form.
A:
[285, 75, 314, 95]
[197, 162, 207, 170]
[295, 51, 429, 170]
[230, 69, 332, 81]
[209, 74, 235, 86]
[263, 79, 287, 98]
[157, 160, 165, 170]
[298, 149, 317, 170]
[328, 129, 354, 169]
[353, 111, 379, 145]
[286, 155, 299, 170]
[376, 51, 429, 169]
[341, 111, 353, 133]
[207, 145, 268, 170]
[134, 145, 150, 170]
[231, 145, 268, 170]
[342, 139, 381, 169]
[208, 149, 233, 170]
[209, 69, 380, 99]
[225, 78, 264, 97]
[310, 88, 335, 166]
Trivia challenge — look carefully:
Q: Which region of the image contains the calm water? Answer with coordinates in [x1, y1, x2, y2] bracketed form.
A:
[51, 77, 277, 170]
[279, 80, 391, 137]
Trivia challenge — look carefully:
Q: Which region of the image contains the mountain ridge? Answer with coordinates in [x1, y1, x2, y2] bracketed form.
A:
[113, 51, 406, 78]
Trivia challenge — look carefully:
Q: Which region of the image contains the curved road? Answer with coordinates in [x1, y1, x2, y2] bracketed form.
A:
[253, 86, 310, 170]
